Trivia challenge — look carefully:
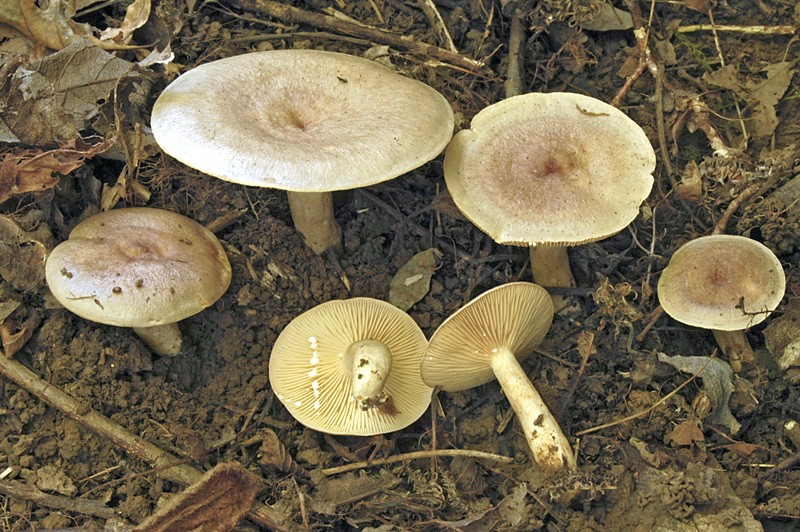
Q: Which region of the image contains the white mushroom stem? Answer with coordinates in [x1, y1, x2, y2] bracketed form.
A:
[712, 329, 754, 374]
[489, 346, 576, 474]
[529, 245, 576, 312]
[132, 323, 182, 357]
[286, 191, 343, 255]
[345, 340, 393, 410]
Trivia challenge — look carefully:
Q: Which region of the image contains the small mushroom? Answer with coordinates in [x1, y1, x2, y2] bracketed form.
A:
[269, 298, 432, 435]
[444, 92, 655, 310]
[151, 49, 454, 255]
[657, 235, 786, 372]
[45, 208, 232, 356]
[421, 282, 575, 475]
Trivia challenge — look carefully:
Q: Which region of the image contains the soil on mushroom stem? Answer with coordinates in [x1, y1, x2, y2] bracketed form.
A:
[2, 0, 800, 529]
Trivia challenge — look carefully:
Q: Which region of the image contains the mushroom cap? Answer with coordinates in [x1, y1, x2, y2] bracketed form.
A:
[269, 298, 432, 435]
[45, 208, 232, 328]
[421, 282, 554, 392]
[151, 49, 455, 193]
[444, 92, 655, 246]
[657, 235, 785, 331]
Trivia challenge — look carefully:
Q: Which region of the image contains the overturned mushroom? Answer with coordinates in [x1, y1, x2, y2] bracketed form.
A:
[270, 298, 432, 435]
[45, 208, 231, 356]
[657, 235, 785, 372]
[444, 92, 655, 310]
[152, 49, 454, 255]
[421, 282, 575, 475]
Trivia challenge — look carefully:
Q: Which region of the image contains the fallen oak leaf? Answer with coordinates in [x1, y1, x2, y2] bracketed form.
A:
[0, 138, 113, 205]
[0, 0, 91, 50]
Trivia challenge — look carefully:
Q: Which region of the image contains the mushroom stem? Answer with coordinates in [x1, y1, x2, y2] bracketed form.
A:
[133, 323, 182, 357]
[345, 340, 393, 410]
[489, 347, 576, 474]
[286, 191, 343, 255]
[712, 329, 754, 373]
[529, 245, 576, 312]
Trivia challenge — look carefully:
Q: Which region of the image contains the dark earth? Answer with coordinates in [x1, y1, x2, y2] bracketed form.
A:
[1, 0, 800, 530]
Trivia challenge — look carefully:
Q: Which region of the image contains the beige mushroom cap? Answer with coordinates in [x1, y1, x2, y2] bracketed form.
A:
[657, 235, 785, 331]
[444, 92, 655, 246]
[269, 298, 432, 436]
[421, 282, 554, 392]
[45, 208, 232, 328]
[151, 49, 455, 193]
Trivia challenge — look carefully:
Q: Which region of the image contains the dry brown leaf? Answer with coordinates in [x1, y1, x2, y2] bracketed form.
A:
[132, 462, 263, 532]
[665, 419, 705, 446]
[0, 0, 91, 50]
[388, 248, 441, 311]
[2, 37, 136, 145]
[0, 139, 112, 205]
[99, 0, 151, 45]
[0, 211, 54, 292]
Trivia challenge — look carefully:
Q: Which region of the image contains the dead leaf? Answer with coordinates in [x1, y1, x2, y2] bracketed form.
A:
[132, 462, 264, 532]
[746, 62, 795, 139]
[99, 0, 151, 45]
[388, 248, 442, 311]
[675, 161, 703, 204]
[2, 37, 136, 145]
[764, 298, 800, 378]
[581, 3, 632, 31]
[665, 419, 705, 446]
[657, 353, 741, 434]
[0, 210, 54, 292]
[0, 139, 112, 205]
[1, 306, 41, 357]
[703, 61, 796, 140]
[720, 441, 763, 458]
[0, 0, 91, 50]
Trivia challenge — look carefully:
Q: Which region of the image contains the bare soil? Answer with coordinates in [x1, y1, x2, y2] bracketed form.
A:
[1, 0, 799, 530]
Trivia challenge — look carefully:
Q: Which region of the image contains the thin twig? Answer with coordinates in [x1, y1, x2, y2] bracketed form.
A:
[321, 448, 512, 476]
[677, 24, 796, 34]
[0, 479, 117, 519]
[712, 183, 762, 235]
[228, 0, 489, 74]
[575, 357, 709, 436]
[0, 353, 282, 530]
[415, 0, 458, 52]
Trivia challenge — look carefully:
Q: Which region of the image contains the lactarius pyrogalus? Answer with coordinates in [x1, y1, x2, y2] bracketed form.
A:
[444, 92, 655, 310]
[151, 49, 455, 255]
[657, 234, 785, 372]
[45, 208, 231, 356]
[421, 282, 575, 475]
[269, 298, 432, 435]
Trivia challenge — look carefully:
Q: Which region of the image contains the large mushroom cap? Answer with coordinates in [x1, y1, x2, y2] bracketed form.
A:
[269, 298, 432, 436]
[45, 208, 231, 328]
[421, 282, 554, 392]
[151, 49, 455, 193]
[657, 235, 785, 331]
[444, 92, 655, 246]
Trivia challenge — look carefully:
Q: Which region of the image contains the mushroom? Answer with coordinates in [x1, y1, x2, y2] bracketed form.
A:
[657, 234, 785, 372]
[151, 49, 455, 255]
[420, 282, 575, 475]
[45, 208, 232, 356]
[444, 92, 655, 309]
[269, 297, 432, 435]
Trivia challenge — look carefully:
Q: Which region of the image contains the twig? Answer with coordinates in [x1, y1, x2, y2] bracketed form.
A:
[415, 0, 458, 52]
[635, 305, 665, 342]
[575, 357, 708, 437]
[707, 7, 748, 149]
[677, 24, 796, 34]
[0, 478, 117, 519]
[712, 183, 762, 235]
[0, 353, 282, 530]
[228, 0, 489, 74]
[321, 448, 512, 476]
[504, 8, 525, 98]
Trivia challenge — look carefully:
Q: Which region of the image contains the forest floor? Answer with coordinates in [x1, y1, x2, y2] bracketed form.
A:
[0, 0, 799, 530]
